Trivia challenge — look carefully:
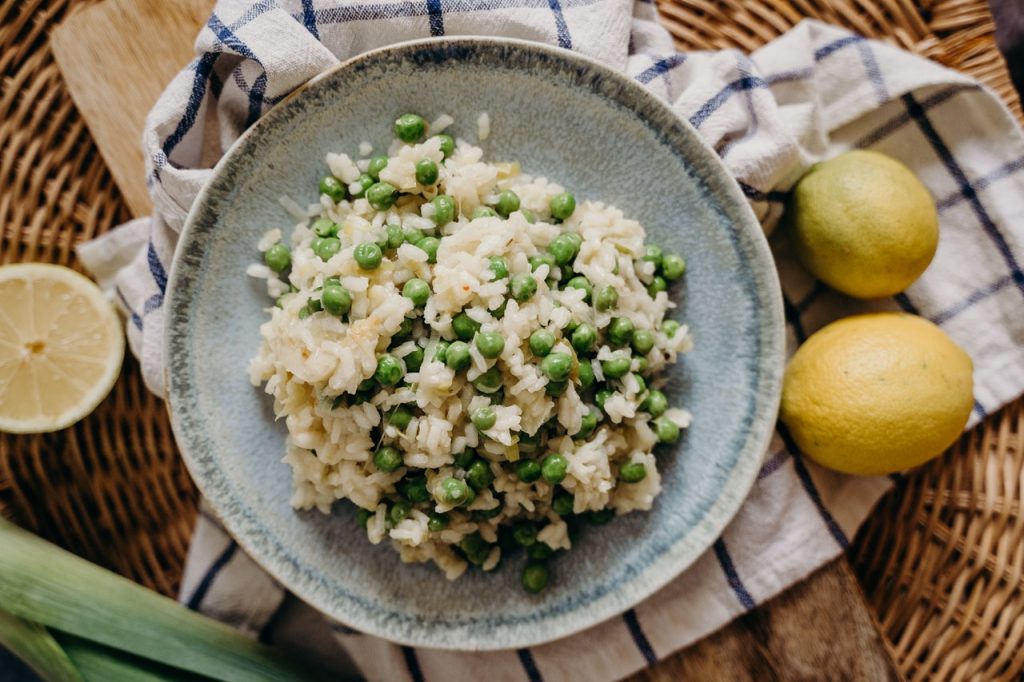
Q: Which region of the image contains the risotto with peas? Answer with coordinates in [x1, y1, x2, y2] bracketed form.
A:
[248, 113, 692, 593]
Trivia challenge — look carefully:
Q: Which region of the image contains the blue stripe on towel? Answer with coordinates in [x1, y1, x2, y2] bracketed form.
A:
[713, 538, 756, 610]
[622, 608, 657, 665]
[186, 541, 237, 610]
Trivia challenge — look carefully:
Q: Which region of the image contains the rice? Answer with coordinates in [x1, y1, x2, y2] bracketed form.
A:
[249, 114, 692, 592]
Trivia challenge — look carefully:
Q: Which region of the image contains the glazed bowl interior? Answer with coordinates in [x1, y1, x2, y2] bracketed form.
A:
[166, 37, 783, 650]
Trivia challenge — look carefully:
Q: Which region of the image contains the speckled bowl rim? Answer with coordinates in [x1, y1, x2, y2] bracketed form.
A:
[165, 37, 784, 651]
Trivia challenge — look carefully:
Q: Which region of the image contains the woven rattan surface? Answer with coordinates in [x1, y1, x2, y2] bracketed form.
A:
[1, 0, 1021, 678]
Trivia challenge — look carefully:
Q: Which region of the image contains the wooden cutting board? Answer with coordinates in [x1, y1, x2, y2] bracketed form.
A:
[49, 2, 901, 679]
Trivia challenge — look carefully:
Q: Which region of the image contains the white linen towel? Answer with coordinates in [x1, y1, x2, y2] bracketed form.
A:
[77, 2, 1024, 680]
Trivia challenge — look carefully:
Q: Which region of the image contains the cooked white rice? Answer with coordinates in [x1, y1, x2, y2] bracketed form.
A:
[249, 114, 693, 587]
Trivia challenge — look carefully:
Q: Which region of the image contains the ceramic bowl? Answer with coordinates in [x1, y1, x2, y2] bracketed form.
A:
[166, 37, 784, 651]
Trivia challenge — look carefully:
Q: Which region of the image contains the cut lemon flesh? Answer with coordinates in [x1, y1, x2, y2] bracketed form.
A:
[0, 264, 124, 433]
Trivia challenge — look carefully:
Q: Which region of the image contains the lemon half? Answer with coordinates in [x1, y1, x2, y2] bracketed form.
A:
[0, 264, 124, 433]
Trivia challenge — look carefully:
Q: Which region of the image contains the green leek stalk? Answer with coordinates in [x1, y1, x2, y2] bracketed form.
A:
[55, 634, 205, 682]
[0, 518, 310, 682]
[0, 609, 81, 682]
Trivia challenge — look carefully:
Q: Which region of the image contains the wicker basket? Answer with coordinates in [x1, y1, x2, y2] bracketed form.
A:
[1, 0, 1021, 678]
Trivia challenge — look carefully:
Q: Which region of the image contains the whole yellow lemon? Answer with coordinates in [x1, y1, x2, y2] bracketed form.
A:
[779, 313, 973, 475]
[784, 150, 938, 299]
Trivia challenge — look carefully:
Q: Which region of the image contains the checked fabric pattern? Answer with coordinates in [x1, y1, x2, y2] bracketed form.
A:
[77, 2, 1024, 680]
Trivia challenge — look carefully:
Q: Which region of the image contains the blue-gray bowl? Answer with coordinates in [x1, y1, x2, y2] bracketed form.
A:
[166, 37, 784, 651]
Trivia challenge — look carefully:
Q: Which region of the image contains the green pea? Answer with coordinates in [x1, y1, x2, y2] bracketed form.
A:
[662, 320, 681, 338]
[415, 158, 438, 185]
[434, 339, 450, 364]
[620, 462, 647, 483]
[487, 256, 509, 280]
[404, 347, 424, 372]
[641, 244, 663, 269]
[439, 477, 472, 506]
[401, 475, 431, 503]
[647, 276, 667, 297]
[402, 278, 430, 307]
[460, 532, 490, 565]
[509, 273, 538, 302]
[517, 432, 540, 454]
[393, 317, 414, 342]
[595, 285, 618, 311]
[264, 243, 290, 272]
[374, 354, 404, 386]
[388, 405, 414, 430]
[367, 155, 388, 180]
[522, 562, 549, 593]
[653, 416, 680, 444]
[357, 377, 377, 393]
[607, 317, 635, 346]
[466, 459, 494, 491]
[550, 192, 576, 221]
[662, 253, 686, 280]
[529, 329, 555, 356]
[494, 190, 520, 218]
[512, 521, 538, 547]
[472, 406, 497, 431]
[571, 323, 596, 353]
[563, 318, 578, 335]
[403, 226, 425, 244]
[565, 276, 592, 303]
[354, 242, 383, 270]
[529, 253, 556, 273]
[319, 176, 345, 202]
[416, 236, 440, 264]
[452, 311, 481, 341]
[639, 390, 666, 419]
[545, 380, 568, 397]
[431, 195, 455, 226]
[632, 374, 647, 393]
[588, 509, 615, 525]
[472, 206, 497, 220]
[515, 458, 542, 483]
[551, 491, 573, 517]
[427, 512, 449, 532]
[564, 232, 582, 251]
[527, 542, 553, 560]
[576, 409, 599, 439]
[321, 284, 352, 316]
[541, 453, 568, 484]
[472, 366, 502, 394]
[577, 361, 595, 389]
[350, 174, 374, 198]
[547, 234, 578, 265]
[307, 296, 323, 314]
[394, 113, 426, 142]
[433, 133, 455, 158]
[373, 445, 403, 472]
[385, 223, 404, 249]
[521, 208, 537, 224]
[634, 356, 649, 373]
[445, 341, 471, 370]
[540, 352, 572, 382]
[595, 388, 614, 410]
[356, 508, 373, 528]
[314, 237, 341, 261]
[366, 182, 398, 211]
[631, 329, 655, 355]
[474, 505, 502, 520]
[453, 448, 476, 470]
[310, 236, 325, 254]
[312, 217, 338, 238]
[602, 351, 631, 379]
[475, 331, 505, 359]
[388, 500, 410, 524]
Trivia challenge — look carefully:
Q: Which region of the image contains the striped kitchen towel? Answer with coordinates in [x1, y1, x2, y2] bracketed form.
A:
[77, 1, 1024, 680]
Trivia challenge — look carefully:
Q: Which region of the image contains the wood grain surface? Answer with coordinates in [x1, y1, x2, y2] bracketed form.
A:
[49, 1, 899, 679]
[50, 0, 214, 217]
